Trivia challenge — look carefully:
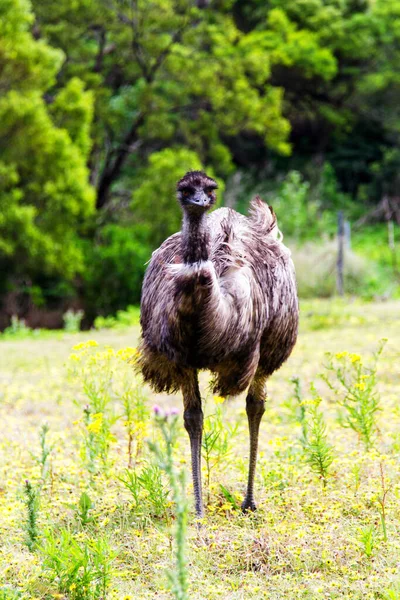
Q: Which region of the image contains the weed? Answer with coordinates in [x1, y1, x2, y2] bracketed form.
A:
[322, 341, 386, 450]
[358, 525, 376, 558]
[149, 407, 189, 600]
[40, 529, 117, 600]
[31, 423, 53, 482]
[77, 492, 94, 527]
[290, 376, 307, 442]
[378, 461, 391, 542]
[93, 305, 140, 330]
[0, 589, 22, 600]
[300, 392, 335, 487]
[69, 343, 140, 475]
[119, 383, 149, 467]
[23, 480, 40, 551]
[138, 463, 170, 519]
[2, 307, 400, 599]
[202, 401, 238, 504]
[118, 469, 141, 511]
[383, 583, 400, 600]
[219, 484, 240, 511]
[350, 459, 364, 496]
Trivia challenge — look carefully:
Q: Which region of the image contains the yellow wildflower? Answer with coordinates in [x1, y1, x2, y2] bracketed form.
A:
[72, 340, 99, 351]
[213, 395, 225, 404]
[350, 353, 361, 363]
[116, 347, 138, 361]
[87, 413, 103, 434]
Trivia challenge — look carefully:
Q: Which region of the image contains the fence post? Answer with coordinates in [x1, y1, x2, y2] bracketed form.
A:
[337, 210, 344, 296]
[388, 219, 397, 274]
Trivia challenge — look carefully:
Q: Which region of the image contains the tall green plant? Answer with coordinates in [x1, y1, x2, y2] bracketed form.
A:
[149, 407, 189, 600]
[300, 391, 335, 488]
[322, 341, 386, 451]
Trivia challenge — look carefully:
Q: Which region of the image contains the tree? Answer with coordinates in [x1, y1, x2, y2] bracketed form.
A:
[0, 0, 95, 297]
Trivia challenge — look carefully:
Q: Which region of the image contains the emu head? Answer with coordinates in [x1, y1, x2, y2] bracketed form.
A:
[177, 171, 218, 214]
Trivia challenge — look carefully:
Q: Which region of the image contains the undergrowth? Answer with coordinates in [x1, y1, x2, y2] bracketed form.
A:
[0, 302, 399, 599]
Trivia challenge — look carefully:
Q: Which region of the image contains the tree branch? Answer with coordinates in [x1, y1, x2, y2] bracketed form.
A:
[96, 113, 145, 210]
[95, 4, 201, 209]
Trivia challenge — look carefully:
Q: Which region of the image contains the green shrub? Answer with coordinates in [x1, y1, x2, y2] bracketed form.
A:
[83, 224, 151, 318]
[93, 305, 140, 330]
[63, 309, 84, 333]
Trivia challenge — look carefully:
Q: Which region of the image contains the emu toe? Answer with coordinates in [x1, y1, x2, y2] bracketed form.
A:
[241, 498, 257, 512]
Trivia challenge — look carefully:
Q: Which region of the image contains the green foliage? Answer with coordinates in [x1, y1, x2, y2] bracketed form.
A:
[2, 316, 32, 338]
[83, 224, 151, 316]
[63, 309, 84, 333]
[50, 77, 94, 157]
[77, 492, 94, 527]
[1, 312, 400, 597]
[271, 171, 325, 240]
[23, 479, 40, 551]
[94, 305, 140, 330]
[149, 409, 189, 600]
[0, 0, 95, 291]
[3, 0, 400, 319]
[353, 224, 400, 278]
[31, 423, 53, 481]
[300, 299, 368, 331]
[322, 342, 386, 451]
[0, 589, 22, 600]
[290, 376, 307, 442]
[358, 525, 376, 559]
[202, 402, 238, 503]
[384, 583, 400, 600]
[40, 529, 117, 600]
[120, 463, 171, 519]
[120, 378, 149, 467]
[300, 391, 335, 487]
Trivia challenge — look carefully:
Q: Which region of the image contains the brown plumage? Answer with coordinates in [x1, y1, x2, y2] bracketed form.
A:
[139, 171, 299, 516]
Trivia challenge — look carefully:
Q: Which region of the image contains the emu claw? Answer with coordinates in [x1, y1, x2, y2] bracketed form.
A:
[241, 499, 257, 512]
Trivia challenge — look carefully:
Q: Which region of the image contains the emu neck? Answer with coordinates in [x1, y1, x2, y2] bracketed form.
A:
[182, 212, 210, 264]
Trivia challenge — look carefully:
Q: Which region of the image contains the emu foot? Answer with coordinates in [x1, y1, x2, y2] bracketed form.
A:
[241, 498, 257, 512]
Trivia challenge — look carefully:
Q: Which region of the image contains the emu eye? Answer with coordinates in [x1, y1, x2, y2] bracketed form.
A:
[206, 189, 214, 198]
[182, 190, 190, 198]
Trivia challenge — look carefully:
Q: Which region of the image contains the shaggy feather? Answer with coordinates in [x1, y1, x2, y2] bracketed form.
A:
[138, 195, 298, 396]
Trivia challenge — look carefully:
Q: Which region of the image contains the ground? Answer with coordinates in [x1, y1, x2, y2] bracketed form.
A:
[0, 299, 399, 600]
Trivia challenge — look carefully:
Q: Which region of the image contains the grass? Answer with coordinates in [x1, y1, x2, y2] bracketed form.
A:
[0, 299, 399, 599]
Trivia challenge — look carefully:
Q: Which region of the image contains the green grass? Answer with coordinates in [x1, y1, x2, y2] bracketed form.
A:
[0, 300, 400, 599]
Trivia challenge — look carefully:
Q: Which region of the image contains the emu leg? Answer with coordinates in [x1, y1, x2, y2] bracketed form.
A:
[182, 371, 204, 518]
[242, 376, 267, 512]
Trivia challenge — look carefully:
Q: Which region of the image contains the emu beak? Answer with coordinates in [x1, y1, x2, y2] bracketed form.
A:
[187, 191, 209, 207]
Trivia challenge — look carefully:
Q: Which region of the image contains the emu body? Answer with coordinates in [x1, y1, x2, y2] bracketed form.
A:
[139, 171, 299, 516]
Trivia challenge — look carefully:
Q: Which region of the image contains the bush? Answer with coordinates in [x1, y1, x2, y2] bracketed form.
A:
[262, 171, 334, 241]
[63, 309, 84, 332]
[93, 306, 140, 330]
[82, 224, 151, 319]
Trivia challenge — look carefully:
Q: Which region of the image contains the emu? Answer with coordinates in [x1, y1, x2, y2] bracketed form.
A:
[139, 171, 299, 517]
